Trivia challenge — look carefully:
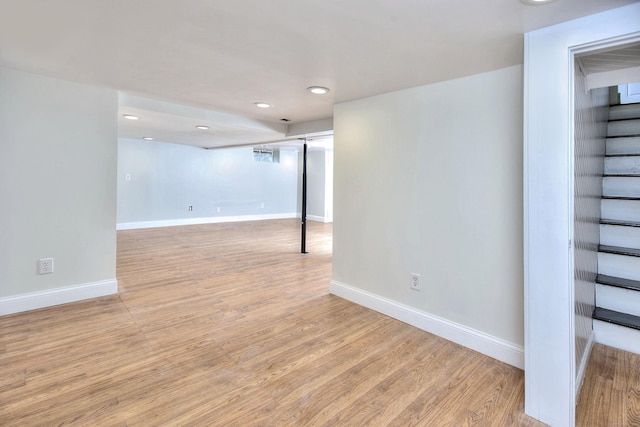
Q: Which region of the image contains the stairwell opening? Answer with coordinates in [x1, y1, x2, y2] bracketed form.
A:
[573, 42, 640, 391]
[523, 12, 640, 424]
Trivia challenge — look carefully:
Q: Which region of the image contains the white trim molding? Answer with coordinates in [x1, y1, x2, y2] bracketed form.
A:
[117, 212, 298, 230]
[0, 279, 118, 316]
[307, 214, 333, 223]
[330, 280, 524, 369]
[575, 331, 595, 400]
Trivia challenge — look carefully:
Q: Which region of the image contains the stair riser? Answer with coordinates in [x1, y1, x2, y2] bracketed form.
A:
[598, 252, 640, 281]
[608, 119, 640, 137]
[602, 176, 640, 197]
[594, 319, 640, 354]
[601, 199, 640, 222]
[609, 104, 640, 121]
[604, 156, 640, 175]
[594, 109, 640, 355]
[596, 284, 640, 317]
[600, 224, 640, 248]
[607, 136, 640, 155]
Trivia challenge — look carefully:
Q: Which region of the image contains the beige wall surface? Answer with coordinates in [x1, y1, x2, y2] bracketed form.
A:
[0, 67, 118, 298]
[333, 65, 524, 346]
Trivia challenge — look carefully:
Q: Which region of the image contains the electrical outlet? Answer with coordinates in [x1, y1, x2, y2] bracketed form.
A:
[260, 202, 265, 209]
[410, 273, 420, 290]
[38, 258, 54, 274]
[188, 205, 193, 211]
[216, 207, 221, 213]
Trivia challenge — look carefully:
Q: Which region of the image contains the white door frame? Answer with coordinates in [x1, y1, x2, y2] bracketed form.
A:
[523, 4, 640, 426]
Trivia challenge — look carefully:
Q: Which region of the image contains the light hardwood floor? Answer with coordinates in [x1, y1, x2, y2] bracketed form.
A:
[577, 343, 640, 426]
[0, 219, 636, 425]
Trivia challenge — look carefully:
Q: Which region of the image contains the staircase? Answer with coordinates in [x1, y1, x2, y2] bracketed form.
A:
[593, 102, 640, 354]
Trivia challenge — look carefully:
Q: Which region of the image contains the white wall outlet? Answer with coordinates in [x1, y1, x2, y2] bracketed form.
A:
[410, 273, 420, 290]
[216, 207, 221, 213]
[38, 258, 54, 274]
[260, 202, 265, 209]
[124, 173, 131, 181]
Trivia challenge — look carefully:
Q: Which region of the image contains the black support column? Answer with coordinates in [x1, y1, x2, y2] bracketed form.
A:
[301, 139, 308, 254]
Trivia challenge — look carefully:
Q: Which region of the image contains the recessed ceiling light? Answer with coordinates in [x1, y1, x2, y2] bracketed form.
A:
[254, 102, 271, 108]
[123, 114, 139, 120]
[520, 0, 557, 5]
[142, 137, 154, 141]
[196, 125, 209, 130]
[308, 86, 330, 95]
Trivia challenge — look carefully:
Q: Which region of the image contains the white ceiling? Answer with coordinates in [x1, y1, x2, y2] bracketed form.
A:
[577, 42, 640, 74]
[1, 0, 638, 148]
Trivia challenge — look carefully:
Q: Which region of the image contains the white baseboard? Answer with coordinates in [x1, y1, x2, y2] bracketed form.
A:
[575, 331, 595, 400]
[330, 280, 524, 369]
[307, 214, 333, 223]
[0, 279, 118, 316]
[117, 212, 298, 230]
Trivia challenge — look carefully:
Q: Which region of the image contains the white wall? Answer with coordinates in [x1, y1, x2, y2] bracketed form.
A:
[0, 67, 118, 313]
[117, 139, 299, 228]
[307, 150, 326, 221]
[297, 148, 333, 223]
[332, 65, 524, 366]
[325, 149, 334, 221]
[524, 4, 640, 426]
[572, 66, 608, 392]
[306, 149, 333, 222]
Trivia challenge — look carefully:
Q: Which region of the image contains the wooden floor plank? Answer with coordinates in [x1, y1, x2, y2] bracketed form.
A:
[577, 343, 640, 426]
[0, 219, 634, 425]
